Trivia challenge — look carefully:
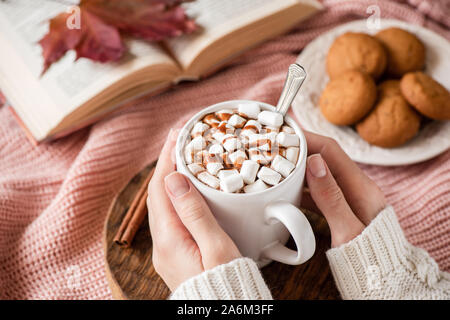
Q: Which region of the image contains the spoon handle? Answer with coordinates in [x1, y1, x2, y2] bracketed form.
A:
[276, 63, 307, 116]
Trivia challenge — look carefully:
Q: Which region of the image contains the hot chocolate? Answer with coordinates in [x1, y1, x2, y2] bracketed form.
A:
[183, 102, 300, 193]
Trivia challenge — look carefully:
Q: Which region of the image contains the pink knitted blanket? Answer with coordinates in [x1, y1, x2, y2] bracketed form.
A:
[0, 0, 449, 299]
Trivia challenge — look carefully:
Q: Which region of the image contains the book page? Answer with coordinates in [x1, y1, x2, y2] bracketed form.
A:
[165, 0, 303, 69]
[0, 0, 177, 140]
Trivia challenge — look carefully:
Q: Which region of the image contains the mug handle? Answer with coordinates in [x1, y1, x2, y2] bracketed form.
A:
[261, 201, 316, 265]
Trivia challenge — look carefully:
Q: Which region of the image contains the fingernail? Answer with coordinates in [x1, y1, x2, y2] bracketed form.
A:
[307, 154, 327, 178]
[165, 172, 190, 197]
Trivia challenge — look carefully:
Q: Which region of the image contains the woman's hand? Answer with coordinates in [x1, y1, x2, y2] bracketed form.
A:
[147, 129, 241, 291]
[301, 131, 387, 247]
[148, 128, 386, 290]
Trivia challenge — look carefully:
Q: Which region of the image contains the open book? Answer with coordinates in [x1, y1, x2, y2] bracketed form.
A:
[0, 0, 322, 143]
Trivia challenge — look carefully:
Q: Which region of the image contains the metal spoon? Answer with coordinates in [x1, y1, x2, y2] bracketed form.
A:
[275, 63, 307, 116]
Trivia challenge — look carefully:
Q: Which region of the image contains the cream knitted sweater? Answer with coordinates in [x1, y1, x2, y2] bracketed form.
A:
[170, 207, 450, 300]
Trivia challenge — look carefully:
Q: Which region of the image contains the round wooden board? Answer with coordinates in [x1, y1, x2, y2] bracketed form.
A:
[103, 163, 340, 300]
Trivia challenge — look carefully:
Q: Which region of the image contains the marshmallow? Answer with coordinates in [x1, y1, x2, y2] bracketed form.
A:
[271, 155, 295, 178]
[187, 136, 206, 151]
[207, 162, 223, 176]
[208, 152, 224, 164]
[265, 131, 278, 142]
[191, 122, 210, 136]
[279, 147, 287, 157]
[244, 179, 269, 193]
[248, 134, 263, 148]
[258, 111, 283, 128]
[208, 143, 224, 155]
[240, 135, 249, 149]
[229, 150, 247, 168]
[276, 132, 299, 147]
[203, 114, 220, 128]
[257, 166, 281, 185]
[261, 132, 277, 151]
[228, 114, 247, 129]
[238, 102, 260, 119]
[249, 132, 276, 151]
[194, 150, 208, 164]
[265, 127, 280, 133]
[220, 173, 244, 193]
[187, 163, 205, 176]
[249, 148, 269, 165]
[222, 152, 233, 167]
[281, 125, 295, 134]
[198, 172, 220, 189]
[218, 169, 239, 180]
[203, 129, 215, 142]
[262, 150, 278, 162]
[240, 160, 259, 184]
[239, 129, 254, 138]
[223, 135, 242, 152]
[212, 131, 225, 143]
[184, 147, 194, 164]
[242, 120, 262, 134]
[220, 133, 234, 144]
[217, 121, 235, 134]
[286, 147, 299, 164]
[216, 109, 233, 121]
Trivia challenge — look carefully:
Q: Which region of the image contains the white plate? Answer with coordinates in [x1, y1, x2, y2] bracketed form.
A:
[292, 19, 450, 166]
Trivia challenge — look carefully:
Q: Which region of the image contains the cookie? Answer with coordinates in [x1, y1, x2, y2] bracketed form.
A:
[377, 79, 402, 98]
[319, 70, 377, 125]
[356, 80, 420, 148]
[375, 27, 425, 77]
[326, 32, 387, 79]
[400, 72, 450, 120]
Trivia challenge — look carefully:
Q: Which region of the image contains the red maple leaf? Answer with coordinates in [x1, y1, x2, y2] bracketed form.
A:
[38, 13, 83, 74]
[81, 0, 197, 41]
[76, 10, 125, 63]
[39, 0, 196, 74]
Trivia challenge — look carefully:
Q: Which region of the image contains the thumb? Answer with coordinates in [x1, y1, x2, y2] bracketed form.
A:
[164, 172, 240, 268]
[306, 154, 365, 247]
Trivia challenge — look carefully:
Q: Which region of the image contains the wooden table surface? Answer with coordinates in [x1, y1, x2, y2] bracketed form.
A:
[103, 163, 340, 300]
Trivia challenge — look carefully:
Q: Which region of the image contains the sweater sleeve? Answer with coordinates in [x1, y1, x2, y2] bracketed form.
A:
[326, 206, 450, 299]
[170, 257, 273, 300]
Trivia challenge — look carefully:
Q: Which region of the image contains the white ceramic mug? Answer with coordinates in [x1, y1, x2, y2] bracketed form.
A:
[176, 100, 315, 267]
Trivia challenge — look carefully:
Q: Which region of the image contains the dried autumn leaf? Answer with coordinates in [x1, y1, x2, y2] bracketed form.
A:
[39, 13, 82, 74]
[39, 9, 124, 74]
[76, 10, 125, 62]
[39, 0, 196, 74]
[81, 0, 197, 41]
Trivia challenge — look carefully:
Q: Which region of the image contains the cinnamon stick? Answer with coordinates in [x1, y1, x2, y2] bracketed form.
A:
[114, 167, 155, 246]
[120, 190, 148, 246]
